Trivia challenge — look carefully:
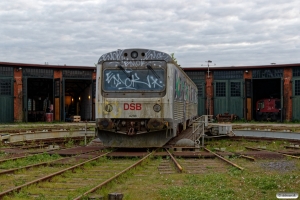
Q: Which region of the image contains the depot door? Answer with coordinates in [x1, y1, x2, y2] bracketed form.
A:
[292, 78, 300, 120]
[0, 78, 14, 123]
[214, 80, 244, 118]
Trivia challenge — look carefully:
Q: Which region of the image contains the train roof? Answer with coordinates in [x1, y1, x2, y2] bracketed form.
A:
[97, 48, 174, 64]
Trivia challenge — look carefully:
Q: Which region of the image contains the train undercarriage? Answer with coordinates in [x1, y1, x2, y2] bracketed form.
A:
[97, 129, 174, 148]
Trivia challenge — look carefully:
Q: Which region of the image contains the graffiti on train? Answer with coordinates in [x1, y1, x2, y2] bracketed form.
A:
[104, 70, 165, 91]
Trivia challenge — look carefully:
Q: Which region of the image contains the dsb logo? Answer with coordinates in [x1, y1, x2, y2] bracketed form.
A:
[124, 103, 142, 110]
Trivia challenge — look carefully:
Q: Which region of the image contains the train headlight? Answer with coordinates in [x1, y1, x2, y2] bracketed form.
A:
[105, 104, 113, 112]
[153, 104, 161, 112]
[131, 51, 138, 58]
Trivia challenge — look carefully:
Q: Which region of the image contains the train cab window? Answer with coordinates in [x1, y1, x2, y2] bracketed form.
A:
[257, 101, 264, 109]
[102, 68, 166, 92]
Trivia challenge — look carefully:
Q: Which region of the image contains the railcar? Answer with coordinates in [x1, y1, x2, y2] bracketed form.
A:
[256, 98, 281, 121]
[95, 48, 198, 147]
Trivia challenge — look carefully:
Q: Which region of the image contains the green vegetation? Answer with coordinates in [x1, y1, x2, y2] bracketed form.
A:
[1, 139, 300, 200]
[64, 137, 75, 148]
[0, 153, 61, 169]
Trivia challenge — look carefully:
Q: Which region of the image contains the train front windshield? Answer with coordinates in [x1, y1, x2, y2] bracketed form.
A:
[103, 68, 166, 92]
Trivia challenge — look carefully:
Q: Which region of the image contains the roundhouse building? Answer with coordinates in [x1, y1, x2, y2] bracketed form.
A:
[1, 61, 300, 123]
[0, 62, 96, 123]
[184, 63, 300, 122]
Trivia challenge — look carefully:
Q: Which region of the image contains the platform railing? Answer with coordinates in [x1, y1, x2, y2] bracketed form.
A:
[192, 115, 213, 147]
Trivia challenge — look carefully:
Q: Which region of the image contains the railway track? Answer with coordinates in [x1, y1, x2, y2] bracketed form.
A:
[0, 146, 247, 199]
[1, 123, 300, 199]
[0, 145, 299, 199]
[0, 149, 155, 199]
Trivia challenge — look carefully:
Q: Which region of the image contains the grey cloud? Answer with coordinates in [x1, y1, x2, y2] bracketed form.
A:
[0, 0, 299, 66]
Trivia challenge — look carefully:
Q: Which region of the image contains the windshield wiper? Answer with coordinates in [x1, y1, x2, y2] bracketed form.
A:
[147, 65, 160, 79]
[118, 65, 131, 79]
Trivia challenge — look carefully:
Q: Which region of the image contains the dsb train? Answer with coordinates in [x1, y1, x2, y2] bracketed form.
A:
[256, 98, 281, 121]
[95, 49, 198, 147]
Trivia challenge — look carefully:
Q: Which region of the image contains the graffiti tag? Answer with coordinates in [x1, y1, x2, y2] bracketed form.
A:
[105, 71, 164, 90]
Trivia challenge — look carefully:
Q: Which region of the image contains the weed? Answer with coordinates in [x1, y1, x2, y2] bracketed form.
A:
[246, 176, 279, 190]
[228, 166, 243, 176]
[0, 153, 61, 169]
[65, 138, 75, 148]
[13, 178, 26, 186]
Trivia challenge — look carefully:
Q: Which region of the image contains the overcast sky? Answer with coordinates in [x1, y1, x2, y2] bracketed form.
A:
[1, 0, 299, 67]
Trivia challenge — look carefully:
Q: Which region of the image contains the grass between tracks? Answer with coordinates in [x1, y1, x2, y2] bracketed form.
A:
[88, 157, 300, 200]
[89, 140, 300, 200]
[0, 153, 61, 169]
[2, 139, 300, 200]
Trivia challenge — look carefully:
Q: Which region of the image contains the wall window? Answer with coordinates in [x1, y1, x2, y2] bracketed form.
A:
[0, 79, 12, 95]
[295, 80, 300, 96]
[216, 82, 226, 97]
[231, 82, 241, 97]
[54, 79, 60, 97]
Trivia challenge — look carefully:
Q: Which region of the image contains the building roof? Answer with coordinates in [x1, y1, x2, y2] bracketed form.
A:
[0, 61, 95, 70]
[183, 63, 300, 71]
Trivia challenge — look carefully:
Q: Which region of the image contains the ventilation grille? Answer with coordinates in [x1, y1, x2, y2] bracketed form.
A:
[174, 101, 184, 120]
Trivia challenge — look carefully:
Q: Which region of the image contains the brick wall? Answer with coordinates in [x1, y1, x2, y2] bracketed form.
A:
[14, 69, 23, 122]
[283, 68, 292, 121]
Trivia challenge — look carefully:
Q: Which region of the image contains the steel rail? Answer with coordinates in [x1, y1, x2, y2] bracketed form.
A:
[245, 146, 300, 159]
[0, 148, 103, 175]
[0, 152, 110, 199]
[73, 150, 156, 200]
[0, 157, 67, 175]
[204, 147, 244, 170]
[245, 146, 261, 151]
[214, 148, 256, 162]
[0, 146, 98, 166]
[240, 155, 256, 161]
[217, 149, 256, 162]
[0, 154, 31, 164]
[0, 146, 70, 164]
[284, 145, 300, 149]
[165, 148, 183, 172]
